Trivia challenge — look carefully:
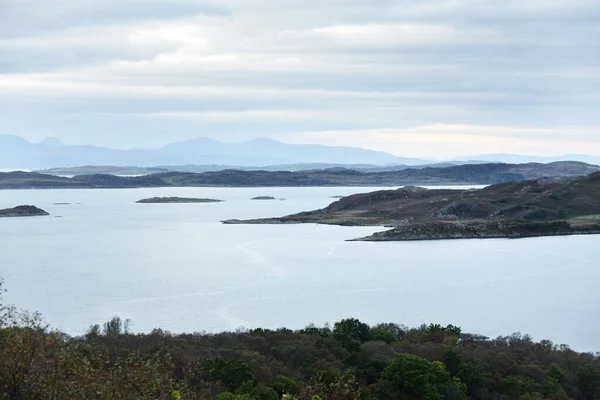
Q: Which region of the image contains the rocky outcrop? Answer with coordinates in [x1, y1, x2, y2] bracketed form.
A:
[0, 205, 49, 218]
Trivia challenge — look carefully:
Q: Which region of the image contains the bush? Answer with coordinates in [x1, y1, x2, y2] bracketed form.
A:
[523, 209, 548, 220]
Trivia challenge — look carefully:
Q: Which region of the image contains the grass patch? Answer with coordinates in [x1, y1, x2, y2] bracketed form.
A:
[571, 214, 600, 221]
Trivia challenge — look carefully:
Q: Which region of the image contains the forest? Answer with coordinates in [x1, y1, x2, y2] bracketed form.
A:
[1, 281, 599, 400]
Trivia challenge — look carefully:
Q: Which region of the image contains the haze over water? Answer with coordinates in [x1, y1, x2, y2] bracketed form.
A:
[1, 187, 599, 352]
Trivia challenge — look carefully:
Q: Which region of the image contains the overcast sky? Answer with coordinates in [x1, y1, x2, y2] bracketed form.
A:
[1, 0, 599, 158]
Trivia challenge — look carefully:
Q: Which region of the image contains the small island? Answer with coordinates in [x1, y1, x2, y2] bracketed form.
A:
[250, 196, 276, 200]
[0, 205, 49, 218]
[224, 172, 600, 241]
[136, 197, 224, 204]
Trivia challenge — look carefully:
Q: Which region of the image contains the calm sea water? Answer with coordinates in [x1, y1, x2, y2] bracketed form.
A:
[1, 187, 599, 352]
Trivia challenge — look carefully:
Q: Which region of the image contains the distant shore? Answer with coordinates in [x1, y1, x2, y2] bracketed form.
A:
[2, 162, 599, 190]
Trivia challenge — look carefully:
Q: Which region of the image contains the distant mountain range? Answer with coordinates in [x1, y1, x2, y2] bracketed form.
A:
[0, 134, 429, 169]
[1, 134, 599, 170]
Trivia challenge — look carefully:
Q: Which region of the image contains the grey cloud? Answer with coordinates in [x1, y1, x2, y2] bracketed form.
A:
[0, 0, 229, 39]
[0, 0, 598, 155]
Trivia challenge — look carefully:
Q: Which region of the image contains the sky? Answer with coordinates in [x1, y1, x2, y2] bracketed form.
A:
[0, 0, 599, 158]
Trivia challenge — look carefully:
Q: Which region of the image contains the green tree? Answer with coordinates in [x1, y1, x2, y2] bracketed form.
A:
[204, 358, 255, 391]
[102, 316, 131, 336]
[443, 349, 484, 397]
[236, 381, 279, 400]
[333, 318, 371, 351]
[577, 364, 600, 400]
[379, 353, 467, 400]
[300, 368, 361, 400]
[271, 375, 299, 396]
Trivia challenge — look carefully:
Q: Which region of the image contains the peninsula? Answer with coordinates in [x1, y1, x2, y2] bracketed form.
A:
[223, 172, 600, 241]
[136, 197, 224, 203]
[0, 205, 49, 218]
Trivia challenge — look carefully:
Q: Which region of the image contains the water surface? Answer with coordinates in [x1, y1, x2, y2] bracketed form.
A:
[1, 187, 598, 352]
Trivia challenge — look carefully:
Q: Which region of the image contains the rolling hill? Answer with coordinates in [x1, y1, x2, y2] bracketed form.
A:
[224, 172, 600, 241]
[1, 162, 598, 189]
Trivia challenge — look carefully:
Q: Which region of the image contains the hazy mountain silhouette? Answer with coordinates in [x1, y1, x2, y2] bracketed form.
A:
[454, 153, 600, 165]
[0, 134, 430, 169]
[160, 137, 431, 166]
[0, 135, 181, 169]
[2, 134, 599, 169]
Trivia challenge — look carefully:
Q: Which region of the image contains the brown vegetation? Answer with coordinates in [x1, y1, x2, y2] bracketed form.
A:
[1, 280, 599, 399]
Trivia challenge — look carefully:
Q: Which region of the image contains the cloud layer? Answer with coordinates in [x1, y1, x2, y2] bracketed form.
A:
[1, 0, 598, 157]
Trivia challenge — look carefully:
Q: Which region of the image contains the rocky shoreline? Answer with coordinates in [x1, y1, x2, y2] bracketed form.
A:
[222, 218, 302, 225]
[136, 197, 224, 203]
[352, 221, 600, 241]
[221, 173, 600, 242]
